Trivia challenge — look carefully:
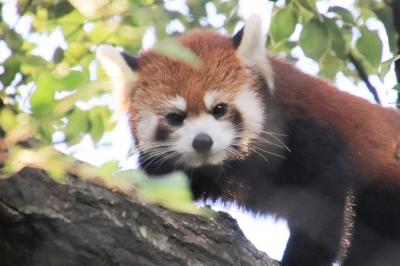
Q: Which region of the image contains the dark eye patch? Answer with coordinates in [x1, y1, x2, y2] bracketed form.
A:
[229, 107, 243, 132]
[165, 112, 186, 127]
[155, 124, 171, 141]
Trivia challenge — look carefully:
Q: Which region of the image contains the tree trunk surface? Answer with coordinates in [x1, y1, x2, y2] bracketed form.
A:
[0, 167, 278, 266]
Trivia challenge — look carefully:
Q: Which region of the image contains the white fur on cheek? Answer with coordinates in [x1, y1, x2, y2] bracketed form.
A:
[136, 111, 159, 151]
[172, 114, 236, 166]
[234, 88, 264, 140]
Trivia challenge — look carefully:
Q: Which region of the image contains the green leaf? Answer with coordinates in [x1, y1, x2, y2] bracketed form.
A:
[88, 107, 105, 142]
[393, 84, 400, 92]
[30, 72, 57, 117]
[380, 55, 400, 80]
[136, 172, 198, 213]
[65, 42, 89, 60]
[328, 6, 354, 24]
[374, 7, 398, 54]
[65, 108, 89, 141]
[0, 56, 20, 87]
[87, 22, 115, 43]
[20, 55, 48, 77]
[270, 7, 298, 43]
[5, 30, 23, 51]
[99, 161, 119, 177]
[154, 39, 200, 66]
[58, 11, 85, 39]
[296, 0, 316, 12]
[299, 19, 331, 60]
[356, 26, 383, 69]
[0, 108, 17, 132]
[326, 19, 349, 59]
[59, 70, 88, 91]
[38, 120, 54, 142]
[320, 52, 342, 79]
[48, 1, 74, 19]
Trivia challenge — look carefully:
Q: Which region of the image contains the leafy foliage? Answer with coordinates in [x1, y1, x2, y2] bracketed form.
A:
[0, 0, 399, 211]
[269, 0, 399, 83]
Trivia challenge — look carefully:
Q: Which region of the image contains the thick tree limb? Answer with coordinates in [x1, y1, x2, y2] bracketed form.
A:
[348, 52, 381, 104]
[0, 167, 278, 266]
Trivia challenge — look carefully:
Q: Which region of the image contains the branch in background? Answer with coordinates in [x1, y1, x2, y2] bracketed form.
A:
[348, 52, 381, 104]
[389, 0, 400, 106]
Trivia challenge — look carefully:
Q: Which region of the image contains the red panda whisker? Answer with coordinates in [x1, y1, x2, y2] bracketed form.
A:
[226, 147, 243, 161]
[251, 145, 286, 160]
[259, 130, 288, 137]
[142, 148, 176, 159]
[258, 132, 291, 152]
[148, 152, 181, 174]
[139, 141, 176, 149]
[154, 152, 180, 168]
[137, 142, 176, 153]
[249, 136, 286, 150]
[251, 149, 270, 163]
[139, 149, 176, 165]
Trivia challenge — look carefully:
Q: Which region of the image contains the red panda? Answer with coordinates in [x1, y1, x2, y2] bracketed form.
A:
[97, 15, 400, 266]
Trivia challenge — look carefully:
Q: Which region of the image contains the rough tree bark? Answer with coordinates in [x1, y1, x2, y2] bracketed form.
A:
[0, 167, 279, 266]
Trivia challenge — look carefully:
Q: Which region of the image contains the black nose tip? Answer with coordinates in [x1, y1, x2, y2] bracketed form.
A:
[192, 133, 213, 153]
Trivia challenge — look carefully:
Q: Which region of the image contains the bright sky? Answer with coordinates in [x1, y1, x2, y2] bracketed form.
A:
[1, 0, 398, 262]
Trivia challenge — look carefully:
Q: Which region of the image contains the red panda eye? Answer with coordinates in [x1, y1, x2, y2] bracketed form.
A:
[213, 103, 228, 118]
[166, 113, 185, 126]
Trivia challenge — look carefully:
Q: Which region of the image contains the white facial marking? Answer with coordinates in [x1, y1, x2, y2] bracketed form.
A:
[204, 90, 217, 110]
[236, 15, 274, 91]
[167, 95, 186, 111]
[136, 111, 159, 151]
[204, 90, 229, 110]
[173, 114, 236, 167]
[234, 87, 264, 140]
[96, 45, 137, 111]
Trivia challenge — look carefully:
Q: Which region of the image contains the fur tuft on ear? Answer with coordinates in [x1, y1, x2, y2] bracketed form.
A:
[96, 45, 137, 111]
[234, 15, 274, 91]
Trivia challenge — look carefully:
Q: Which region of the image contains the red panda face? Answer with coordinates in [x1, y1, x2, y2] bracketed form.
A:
[131, 39, 267, 167]
[97, 15, 274, 168]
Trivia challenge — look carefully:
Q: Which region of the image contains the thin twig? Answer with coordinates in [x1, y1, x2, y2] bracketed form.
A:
[348, 52, 381, 104]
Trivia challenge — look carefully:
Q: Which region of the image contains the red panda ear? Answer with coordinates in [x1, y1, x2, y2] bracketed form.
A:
[96, 45, 138, 111]
[121, 52, 139, 70]
[232, 27, 244, 49]
[233, 15, 274, 91]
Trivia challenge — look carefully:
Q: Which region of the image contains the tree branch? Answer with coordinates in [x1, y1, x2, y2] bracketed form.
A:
[348, 52, 381, 104]
[0, 167, 279, 266]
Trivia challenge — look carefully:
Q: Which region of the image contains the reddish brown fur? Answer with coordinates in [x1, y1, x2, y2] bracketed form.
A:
[128, 30, 400, 185]
[125, 29, 400, 265]
[269, 56, 400, 185]
[128, 32, 257, 132]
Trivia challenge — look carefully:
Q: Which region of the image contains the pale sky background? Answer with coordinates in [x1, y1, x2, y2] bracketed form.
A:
[1, 0, 398, 262]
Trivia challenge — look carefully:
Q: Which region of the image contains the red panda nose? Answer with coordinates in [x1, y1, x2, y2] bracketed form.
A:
[192, 133, 213, 154]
